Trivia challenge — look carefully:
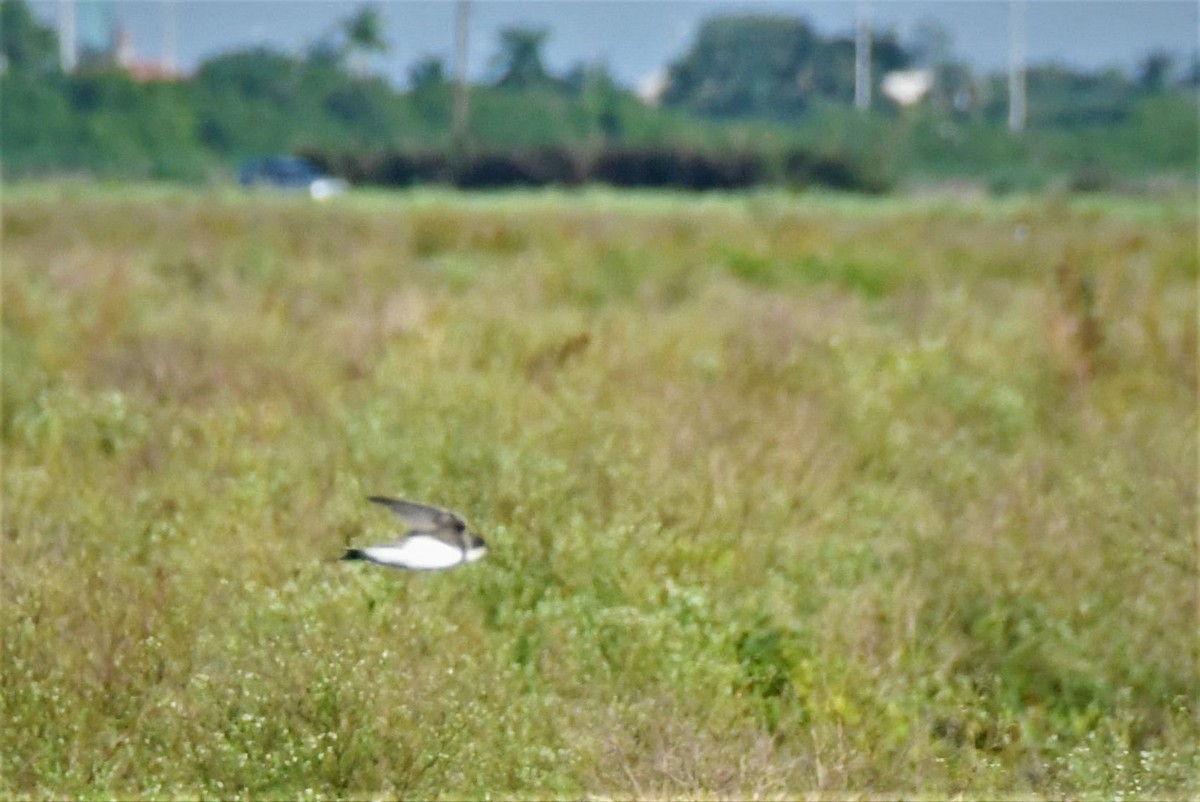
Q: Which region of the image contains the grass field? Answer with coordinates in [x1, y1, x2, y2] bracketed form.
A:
[2, 184, 1196, 799]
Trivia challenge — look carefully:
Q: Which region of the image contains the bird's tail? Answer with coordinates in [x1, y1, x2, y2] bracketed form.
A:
[341, 548, 367, 561]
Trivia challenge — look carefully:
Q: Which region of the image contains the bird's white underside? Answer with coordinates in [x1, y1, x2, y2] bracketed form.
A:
[360, 536, 484, 571]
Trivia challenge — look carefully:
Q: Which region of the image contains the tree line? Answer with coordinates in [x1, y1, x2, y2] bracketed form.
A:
[2, 0, 1195, 190]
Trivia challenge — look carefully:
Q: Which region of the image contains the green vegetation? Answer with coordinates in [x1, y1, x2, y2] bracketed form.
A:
[661, 14, 910, 117]
[1, 0, 1196, 189]
[2, 184, 1196, 798]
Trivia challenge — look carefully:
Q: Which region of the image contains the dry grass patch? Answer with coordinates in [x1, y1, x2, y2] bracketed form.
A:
[2, 185, 1196, 799]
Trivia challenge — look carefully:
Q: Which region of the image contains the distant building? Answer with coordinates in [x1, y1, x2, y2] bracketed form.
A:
[66, 0, 184, 81]
[110, 22, 183, 81]
[113, 23, 135, 68]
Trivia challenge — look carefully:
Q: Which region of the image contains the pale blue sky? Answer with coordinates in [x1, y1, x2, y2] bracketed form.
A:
[33, 1, 1200, 89]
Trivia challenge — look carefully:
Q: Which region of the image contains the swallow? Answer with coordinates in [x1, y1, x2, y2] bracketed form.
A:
[341, 497, 488, 571]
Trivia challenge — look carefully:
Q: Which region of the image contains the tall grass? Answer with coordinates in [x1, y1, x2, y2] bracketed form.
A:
[2, 184, 1196, 799]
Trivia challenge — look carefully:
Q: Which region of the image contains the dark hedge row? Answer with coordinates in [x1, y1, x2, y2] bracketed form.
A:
[295, 146, 889, 193]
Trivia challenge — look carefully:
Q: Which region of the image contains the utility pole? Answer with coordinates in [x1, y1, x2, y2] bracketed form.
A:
[452, 0, 471, 153]
[854, 2, 872, 110]
[59, 0, 77, 73]
[1008, 0, 1026, 133]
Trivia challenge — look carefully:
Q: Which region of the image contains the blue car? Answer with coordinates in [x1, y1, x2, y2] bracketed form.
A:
[238, 157, 348, 200]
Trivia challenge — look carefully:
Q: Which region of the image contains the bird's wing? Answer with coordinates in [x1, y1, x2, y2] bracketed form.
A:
[367, 496, 467, 533]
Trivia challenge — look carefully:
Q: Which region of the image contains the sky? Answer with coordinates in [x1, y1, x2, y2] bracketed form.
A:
[32, 1, 1200, 90]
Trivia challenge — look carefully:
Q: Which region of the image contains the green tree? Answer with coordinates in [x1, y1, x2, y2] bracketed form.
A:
[565, 61, 626, 142]
[304, 4, 387, 74]
[407, 55, 449, 124]
[1185, 54, 1200, 89]
[1021, 65, 1137, 127]
[1137, 51, 1174, 94]
[409, 55, 447, 92]
[191, 48, 311, 155]
[341, 5, 388, 75]
[2, 0, 60, 74]
[661, 15, 911, 119]
[491, 26, 555, 90]
[193, 48, 299, 104]
[0, 72, 75, 174]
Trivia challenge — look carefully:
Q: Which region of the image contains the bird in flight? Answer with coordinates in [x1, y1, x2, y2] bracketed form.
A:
[342, 497, 488, 571]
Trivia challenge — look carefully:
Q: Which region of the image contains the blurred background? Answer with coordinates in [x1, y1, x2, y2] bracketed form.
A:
[4, 0, 1197, 193]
